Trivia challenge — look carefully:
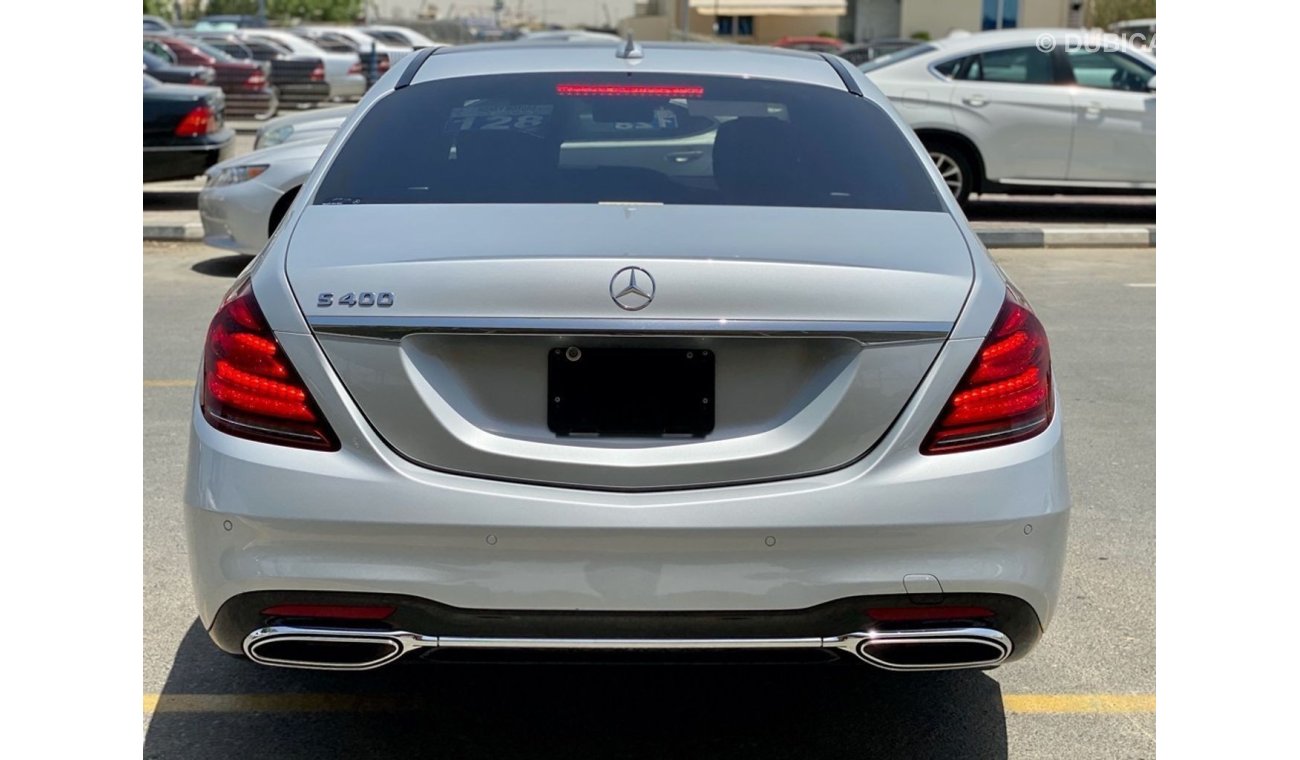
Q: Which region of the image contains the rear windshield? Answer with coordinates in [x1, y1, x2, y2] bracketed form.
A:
[315, 73, 943, 211]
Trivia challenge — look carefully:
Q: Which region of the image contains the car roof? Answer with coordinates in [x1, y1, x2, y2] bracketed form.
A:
[407, 41, 852, 95]
[925, 27, 1135, 55]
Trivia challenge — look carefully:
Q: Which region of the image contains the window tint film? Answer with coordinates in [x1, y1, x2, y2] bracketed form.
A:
[1067, 50, 1153, 92]
[316, 73, 943, 212]
[958, 47, 1054, 84]
[932, 57, 963, 78]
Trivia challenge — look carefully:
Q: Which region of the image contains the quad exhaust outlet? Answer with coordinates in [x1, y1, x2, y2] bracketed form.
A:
[243, 625, 1012, 672]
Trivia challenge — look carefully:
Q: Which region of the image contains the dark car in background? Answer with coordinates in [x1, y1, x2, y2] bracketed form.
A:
[143, 74, 234, 182]
[143, 51, 214, 86]
[837, 38, 922, 66]
[144, 35, 277, 119]
[189, 32, 330, 108]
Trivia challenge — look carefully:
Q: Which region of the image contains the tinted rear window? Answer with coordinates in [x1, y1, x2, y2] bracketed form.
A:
[315, 73, 942, 212]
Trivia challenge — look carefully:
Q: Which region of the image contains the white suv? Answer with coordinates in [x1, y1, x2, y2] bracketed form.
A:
[863, 28, 1156, 202]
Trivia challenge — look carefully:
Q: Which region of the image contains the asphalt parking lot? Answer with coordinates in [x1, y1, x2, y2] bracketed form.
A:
[143, 243, 1154, 759]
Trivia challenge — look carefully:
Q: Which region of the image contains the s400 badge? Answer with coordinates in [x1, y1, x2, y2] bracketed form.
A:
[317, 292, 394, 308]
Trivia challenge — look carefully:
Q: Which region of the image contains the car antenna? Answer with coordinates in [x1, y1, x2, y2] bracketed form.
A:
[617, 31, 643, 60]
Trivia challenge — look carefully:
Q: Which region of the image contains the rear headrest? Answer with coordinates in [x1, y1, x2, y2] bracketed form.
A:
[450, 128, 560, 201]
[454, 129, 559, 174]
[711, 118, 806, 204]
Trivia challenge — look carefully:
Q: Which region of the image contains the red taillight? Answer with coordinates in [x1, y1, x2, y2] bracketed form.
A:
[868, 606, 995, 621]
[347, 61, 363, 75]
[922, 289, 1054, 454]
[378, 56, 390, 72]
[201, 281, 339, 450]
[174, 104, 213, 137]
[245, 70, 267, 88]
[261, 604, 395, 620]
[310, 64, 325, 81]
[555, 84, 705, 98]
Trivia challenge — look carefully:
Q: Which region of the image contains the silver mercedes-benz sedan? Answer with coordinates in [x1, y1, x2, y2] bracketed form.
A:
[185, 40, 1069, 673]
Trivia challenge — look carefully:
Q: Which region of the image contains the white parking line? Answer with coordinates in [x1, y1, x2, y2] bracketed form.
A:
[1125, 283, 1156, 288]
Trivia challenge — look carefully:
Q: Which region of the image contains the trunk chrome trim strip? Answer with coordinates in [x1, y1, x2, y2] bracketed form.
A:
[307, 316, 952, 345]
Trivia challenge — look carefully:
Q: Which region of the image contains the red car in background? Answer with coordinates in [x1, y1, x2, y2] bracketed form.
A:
[772, 36, 846, 54]
[144, 34, 277, 119]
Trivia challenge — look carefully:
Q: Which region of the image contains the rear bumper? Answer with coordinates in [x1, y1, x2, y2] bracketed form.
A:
[184, 393, 1070, 657]
[328, 74, 366, 99]
[143, 130, 234, 183]
[211, 589, 1042, 662]
[275, 81, 331, 105]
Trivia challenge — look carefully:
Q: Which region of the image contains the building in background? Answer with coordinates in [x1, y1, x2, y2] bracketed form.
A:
[369, 1, 637, 28]
[622, 0, 845, 44]
[624, 0, 1089, 44]
[898, 0, 1086, 40]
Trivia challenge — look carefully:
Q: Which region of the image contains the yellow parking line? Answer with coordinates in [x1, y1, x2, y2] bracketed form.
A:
[143, 692, 1153, 715]
[1001, 694, 1155, 714]
[144, 380, 194, 388]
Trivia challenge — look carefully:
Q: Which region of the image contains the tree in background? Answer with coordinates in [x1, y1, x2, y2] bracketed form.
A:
[142, 0, 172, 17]
[202, 1, 364, 22]
[1087, 0, 1156, 29]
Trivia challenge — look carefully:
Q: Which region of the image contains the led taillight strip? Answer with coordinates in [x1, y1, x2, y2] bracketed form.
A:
[555, 84, 705, 98]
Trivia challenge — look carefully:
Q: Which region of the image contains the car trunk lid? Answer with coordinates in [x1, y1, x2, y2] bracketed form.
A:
[285, 203, 973, 490]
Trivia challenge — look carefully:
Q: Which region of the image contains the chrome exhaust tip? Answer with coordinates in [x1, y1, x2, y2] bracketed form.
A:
[851, 627, 1012, 671]
[243, 627, 413, 671]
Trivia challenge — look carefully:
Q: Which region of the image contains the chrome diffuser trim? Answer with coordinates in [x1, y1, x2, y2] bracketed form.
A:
[243, 625, 1011, 671]
[306, 316, 952, 346]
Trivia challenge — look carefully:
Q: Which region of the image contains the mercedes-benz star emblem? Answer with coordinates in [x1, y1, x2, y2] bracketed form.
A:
[610, 266, 655, 311]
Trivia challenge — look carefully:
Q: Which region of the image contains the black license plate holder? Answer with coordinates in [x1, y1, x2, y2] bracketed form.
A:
[548, 347, 714, 437]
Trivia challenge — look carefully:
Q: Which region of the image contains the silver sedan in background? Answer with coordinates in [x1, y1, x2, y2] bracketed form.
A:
[198, 135, 329, 255]
[198, 107, 349, 256]
[253, 105, 351, 150]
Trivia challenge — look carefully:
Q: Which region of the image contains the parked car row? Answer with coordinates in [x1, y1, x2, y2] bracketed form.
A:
[142, 17, 445, 123]
[143, 18, 449, 184]
[144, 34, 278, 119]
[187, 32, 330, 109]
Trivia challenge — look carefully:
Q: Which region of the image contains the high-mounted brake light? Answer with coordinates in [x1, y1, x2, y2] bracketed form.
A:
[201, 281, 339, 450]
[174, 104, 214, 137]
[922, 289, 1053, 454]
[555, 84, 705, 98]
